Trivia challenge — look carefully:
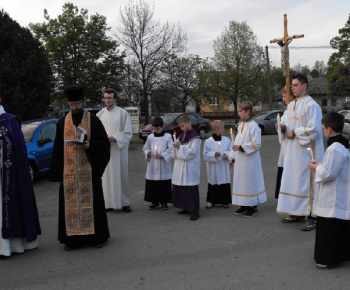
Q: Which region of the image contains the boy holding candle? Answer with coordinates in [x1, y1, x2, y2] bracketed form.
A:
[231, 101, 267, 217]
[171, 115, 201, 220]
[143, 117, 173, 210]
[203, 120, 233, 209]
[309, 112, 350, 269]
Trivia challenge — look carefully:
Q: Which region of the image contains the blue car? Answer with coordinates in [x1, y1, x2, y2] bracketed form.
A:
[21, 119, 58, 181]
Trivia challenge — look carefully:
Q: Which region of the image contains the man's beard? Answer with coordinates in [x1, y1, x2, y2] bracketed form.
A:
[71, 108, 83, 114]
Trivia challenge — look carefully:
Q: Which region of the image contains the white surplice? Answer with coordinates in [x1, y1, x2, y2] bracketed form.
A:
[97, 106, 132, 209]
[143, 133, 173, 180]
[277, 95, 324, 216]
[231, 120, 267, 206]
[312, 142, 350, 219]
[172, 137, 201, 186]
[203, 136, 232, 185]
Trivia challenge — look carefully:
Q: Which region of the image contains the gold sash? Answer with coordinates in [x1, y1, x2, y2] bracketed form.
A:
[63, 111, 94, 236]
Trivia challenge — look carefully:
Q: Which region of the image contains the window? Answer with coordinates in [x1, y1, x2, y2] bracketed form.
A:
[188, 114, 197, 123]
[39, 123, 57, 142]
[331, 98, 336, 107]
[321, 99, 327, 107]
[209, 97, 219, 106]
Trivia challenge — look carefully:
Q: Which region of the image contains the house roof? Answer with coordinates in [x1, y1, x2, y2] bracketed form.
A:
[275, 76, 329, 99]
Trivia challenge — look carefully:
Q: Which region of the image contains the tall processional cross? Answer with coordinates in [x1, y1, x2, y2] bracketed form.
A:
[270, 14, 304, 104]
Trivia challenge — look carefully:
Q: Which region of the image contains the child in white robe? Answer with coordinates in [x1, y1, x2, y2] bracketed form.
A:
[309, 112, 350, 269]
[203, 120, 232, 208]
[172, 115, 201, 221]
[231, 101, 267, 217]
[143, 117, 173, 210]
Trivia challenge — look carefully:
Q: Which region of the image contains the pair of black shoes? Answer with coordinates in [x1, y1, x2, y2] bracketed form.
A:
[64, 242, 105, 251]
[149, 203, 168, 210]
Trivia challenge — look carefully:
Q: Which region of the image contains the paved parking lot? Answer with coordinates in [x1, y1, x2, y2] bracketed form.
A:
[1, 134, 349, 290]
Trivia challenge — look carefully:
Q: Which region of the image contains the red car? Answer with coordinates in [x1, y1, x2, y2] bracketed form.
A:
[139, 112, 211, 142]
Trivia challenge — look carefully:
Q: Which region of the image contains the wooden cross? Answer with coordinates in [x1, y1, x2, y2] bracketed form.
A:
[270, 14, 304, 104]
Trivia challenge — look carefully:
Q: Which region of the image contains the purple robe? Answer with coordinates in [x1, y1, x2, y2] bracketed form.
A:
[0, 113, 41, 242]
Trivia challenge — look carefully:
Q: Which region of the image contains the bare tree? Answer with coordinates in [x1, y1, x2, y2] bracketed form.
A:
[116, 0, 187, 124]
[161, 54, 206, 113]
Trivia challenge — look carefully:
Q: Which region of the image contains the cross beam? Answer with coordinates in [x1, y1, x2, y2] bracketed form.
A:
[270, 14, 304, 104]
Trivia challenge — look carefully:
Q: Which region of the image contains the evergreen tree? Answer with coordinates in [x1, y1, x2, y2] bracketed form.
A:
[327, 14, 350, 95]
[0, 9, 52, 120]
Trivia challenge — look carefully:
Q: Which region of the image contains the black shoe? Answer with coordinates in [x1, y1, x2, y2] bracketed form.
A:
[105, 208, 113, 212]
[300, 219, 317, 231]
[282, 215, 305, 223]
[95, 242, 105, 249]
[190, 212, 200, 220]
[122, 206, 132, 213]
[235, 206, 247, 215]
[162, 204, 168, 210]
[149, 203, 159, 210]
[243, 206, 258, 218]
[178, 209, 190, 214]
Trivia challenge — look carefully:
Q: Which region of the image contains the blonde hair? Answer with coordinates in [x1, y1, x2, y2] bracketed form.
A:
[212, 120, 224, 129]
[178, 114, 191, 124]
[238, 101, 253, 112]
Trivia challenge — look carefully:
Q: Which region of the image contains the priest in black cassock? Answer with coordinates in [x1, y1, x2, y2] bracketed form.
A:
[49, 84, 110, 250]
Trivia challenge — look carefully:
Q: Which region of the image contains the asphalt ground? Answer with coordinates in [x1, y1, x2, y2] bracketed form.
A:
[1, 134, 349, 290]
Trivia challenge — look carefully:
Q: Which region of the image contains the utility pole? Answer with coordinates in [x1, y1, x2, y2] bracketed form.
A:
[265, 46, 272, 110]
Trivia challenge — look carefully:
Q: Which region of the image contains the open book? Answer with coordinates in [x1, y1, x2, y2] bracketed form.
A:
[65, 126, 87, 147]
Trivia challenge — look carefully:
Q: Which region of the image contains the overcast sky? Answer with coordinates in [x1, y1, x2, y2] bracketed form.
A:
[2, 0, 350, 69]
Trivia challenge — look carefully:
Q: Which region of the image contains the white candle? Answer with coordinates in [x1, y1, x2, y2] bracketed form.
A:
[230, 128, 235, 144]
[173, 132, 176, 142]
[277, 114, 283, 144]
[216, 141, 222, 160]
[307, 147, 315, 161]
[154, 145, 158, 154]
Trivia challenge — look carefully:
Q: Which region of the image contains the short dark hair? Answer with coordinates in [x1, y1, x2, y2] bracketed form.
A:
[292, 73, 308, 87]
[322, 112, 344, 133]
[103, 88, 117, 98]
[151, 117, 164, 127]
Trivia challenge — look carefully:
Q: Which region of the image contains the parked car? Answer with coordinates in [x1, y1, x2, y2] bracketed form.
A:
[62, 106, 104, 116]
[338, 110, 350, 141]
[21, 119, 58, 181]
[253, 110, 285, 135]
[139, 112, 211, 141]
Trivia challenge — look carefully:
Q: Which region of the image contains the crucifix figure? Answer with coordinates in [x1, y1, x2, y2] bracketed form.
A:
[270, 14, 304, 104]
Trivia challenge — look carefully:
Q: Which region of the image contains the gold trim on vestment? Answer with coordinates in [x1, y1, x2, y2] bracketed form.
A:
[305, 128, 312, 143]
[279, 191, 309, 198]
[232, 190, 266, 198]
[64, 111, 94, 236]
[276, 210, 308, 216]
[250, 142, 257, 151]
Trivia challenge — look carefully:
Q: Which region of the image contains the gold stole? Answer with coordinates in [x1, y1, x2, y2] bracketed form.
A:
[63, 111, 94, 236]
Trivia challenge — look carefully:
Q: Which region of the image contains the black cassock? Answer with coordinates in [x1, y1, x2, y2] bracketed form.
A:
[49, 111, 110, 246]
